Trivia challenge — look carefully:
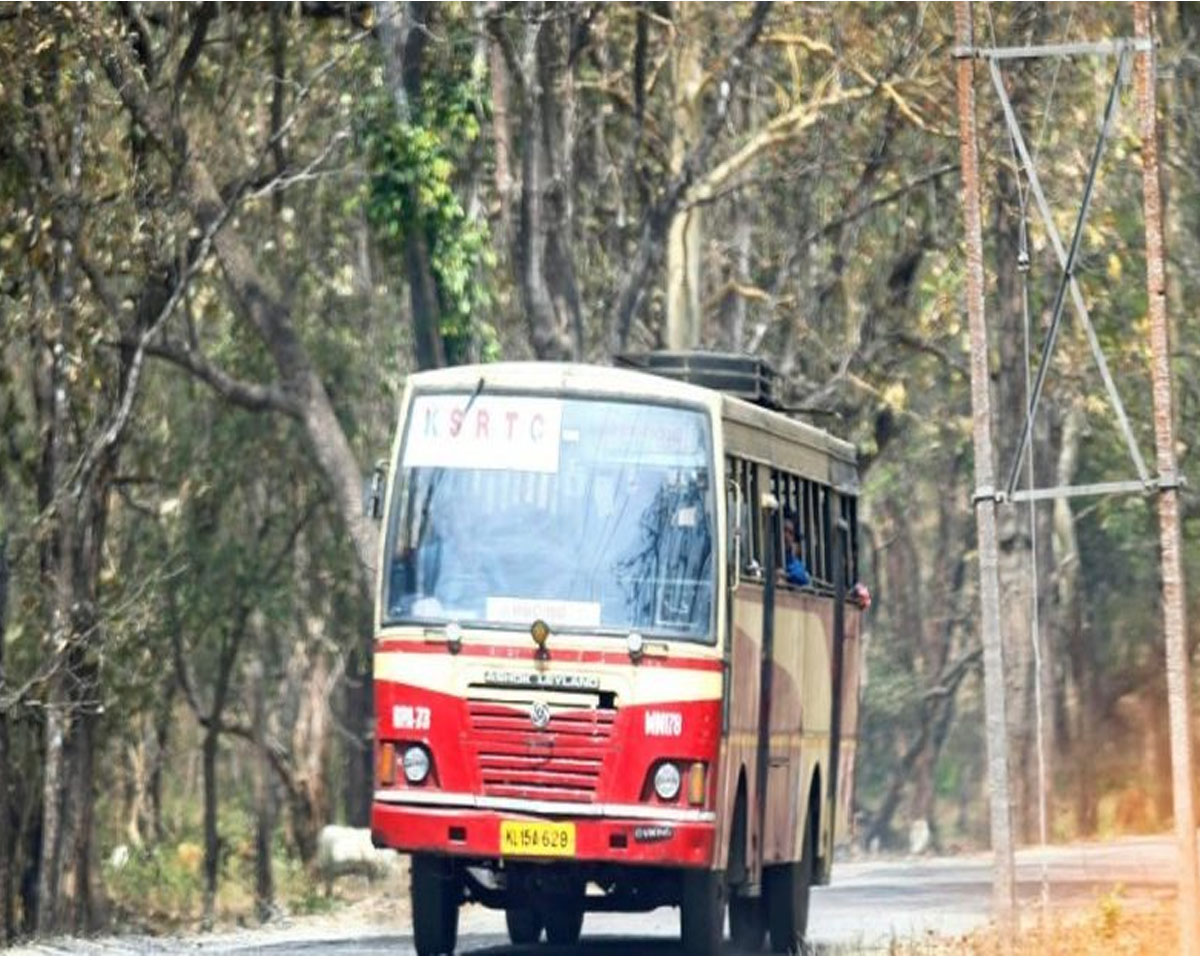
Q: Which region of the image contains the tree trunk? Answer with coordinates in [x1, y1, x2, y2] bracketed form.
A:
[94, 37, 379, 582]
[866, 727, 930, 849]
[1048, 405, 1090, 835]
[1146, 676, 1173, 825]
[252, 658, 274, 922]
[725, 190, 752, 351]
[1035, 497, 1056, 845]
[488, 16, 515, 239]
[1045, 404, 1079, 827]
[202, 724, 219, 925]
[538, 7, 583, 359]
[609, 3, 770, 354]
[69, 676, 97, 933]
[1068, 645, 1098, 836]
[923, 695, 958, 853]
[147, 673, 176, 845]
[404, 232, 447, 372]
[512, 4, 582, 361]
[909, 739, 936, 847]
[114, 35, 384, 591]
[184, 158, 379, 587]
[65, 487, 107, 933]
[866, 465, 969, 849]
[0, 530, 11, 944]
[665, 3, 704, 350]
[37, 380, 74, 937]
[290, 649, 332, 865]
[342, 649, 372, 828]
[377, 1, 450, 370]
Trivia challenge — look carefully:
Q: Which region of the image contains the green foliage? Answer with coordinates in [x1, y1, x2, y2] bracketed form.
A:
[104, 845, 205, 926]
[284, 878, 339, 917]
[358, 61, 498, 364]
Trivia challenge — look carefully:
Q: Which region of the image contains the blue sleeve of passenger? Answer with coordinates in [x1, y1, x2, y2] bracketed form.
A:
[787, 557, 810, 586]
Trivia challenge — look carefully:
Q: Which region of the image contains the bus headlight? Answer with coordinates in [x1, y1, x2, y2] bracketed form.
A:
[402, 745, 431, 784]
[654, 762, 681, 801]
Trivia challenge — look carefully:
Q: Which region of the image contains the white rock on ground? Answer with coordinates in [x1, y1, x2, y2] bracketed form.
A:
[315, 825, 401, 894]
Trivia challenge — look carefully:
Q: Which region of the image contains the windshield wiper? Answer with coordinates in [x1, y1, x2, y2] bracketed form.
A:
[417, 376, 485, 541]
[462, 376, 485, 417]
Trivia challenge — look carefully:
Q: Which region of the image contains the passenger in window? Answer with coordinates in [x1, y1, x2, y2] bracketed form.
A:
[781, 511, 811, 587]
[851, 581, 872, 610]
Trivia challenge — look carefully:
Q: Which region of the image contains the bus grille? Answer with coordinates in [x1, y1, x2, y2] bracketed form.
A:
[467, 691, 615, 804]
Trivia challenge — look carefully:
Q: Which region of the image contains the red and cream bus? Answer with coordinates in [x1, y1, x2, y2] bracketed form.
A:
[369, 355, 865, 954]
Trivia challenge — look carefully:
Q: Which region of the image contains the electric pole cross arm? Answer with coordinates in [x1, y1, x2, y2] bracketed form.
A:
[951, 38, 1152, 61]
[973, 475, 1187, 506]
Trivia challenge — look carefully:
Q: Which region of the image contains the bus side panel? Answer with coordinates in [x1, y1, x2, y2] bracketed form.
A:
[770, 591, 831, 867]
[722, 585, 842, 873]
[717, 583, 763, 879]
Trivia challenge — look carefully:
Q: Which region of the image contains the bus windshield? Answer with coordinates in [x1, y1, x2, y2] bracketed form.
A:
[384, 393, 715, 640]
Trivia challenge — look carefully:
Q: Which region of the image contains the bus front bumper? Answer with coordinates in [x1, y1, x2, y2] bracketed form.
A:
[371, 791, 715, 868]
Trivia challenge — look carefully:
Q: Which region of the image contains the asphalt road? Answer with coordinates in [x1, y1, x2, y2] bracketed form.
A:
[21, 835, 1179, 955]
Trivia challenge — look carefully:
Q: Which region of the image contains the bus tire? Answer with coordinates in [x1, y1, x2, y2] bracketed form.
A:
[766, 811, 815, 955]
[412, 854, 459, 956]
[505, 906, 543, 946]
[680, 868, 726, 955]
[544, 906, 585, 946]
[729, 893, 766, 952]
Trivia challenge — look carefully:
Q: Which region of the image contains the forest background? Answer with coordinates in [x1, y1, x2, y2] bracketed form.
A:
[2, 0, 1199, 938]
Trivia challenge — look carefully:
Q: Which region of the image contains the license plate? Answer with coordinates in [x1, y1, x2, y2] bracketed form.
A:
[499, 820, 576, 857]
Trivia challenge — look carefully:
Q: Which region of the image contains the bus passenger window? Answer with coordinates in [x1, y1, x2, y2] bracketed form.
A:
[725, 459, 742, 576]
[728, 457, 762, 578]
[819, 484, 833, 585]
[800, 479, 815, 580]
[773, 471, 810, 588]
[840, 494, 859, 587]
[744, 461, 762, 577]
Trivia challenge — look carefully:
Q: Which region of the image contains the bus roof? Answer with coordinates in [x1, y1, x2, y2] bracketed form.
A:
[401, 361, 718, 408]
[400, 361, 858, 477]
[722, 393, 857, 467]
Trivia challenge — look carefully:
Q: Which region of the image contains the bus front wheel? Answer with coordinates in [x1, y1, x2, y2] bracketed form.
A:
[505, 906, 543, 946]
[680, 868, 726, 954]
[412, 854, 460, 956]
[544, 906, 584, 946]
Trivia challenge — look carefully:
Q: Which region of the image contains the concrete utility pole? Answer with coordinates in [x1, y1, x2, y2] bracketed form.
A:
[1134, 4, 1200, 953]
[953, 1, 1017, 938]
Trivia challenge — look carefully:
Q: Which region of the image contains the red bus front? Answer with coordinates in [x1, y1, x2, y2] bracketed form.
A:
[370, 381, 725, 953]
[370, 639, 722, 867]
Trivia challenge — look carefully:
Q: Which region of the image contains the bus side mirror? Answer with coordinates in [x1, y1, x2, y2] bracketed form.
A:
[364, 458, 388, 520]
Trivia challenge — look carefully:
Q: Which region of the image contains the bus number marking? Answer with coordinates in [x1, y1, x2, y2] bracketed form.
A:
[644, 711, 683, 736]
[393, 705, 431, 731]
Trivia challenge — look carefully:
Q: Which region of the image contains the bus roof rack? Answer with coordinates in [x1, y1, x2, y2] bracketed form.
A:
[615, 351, 783, 411]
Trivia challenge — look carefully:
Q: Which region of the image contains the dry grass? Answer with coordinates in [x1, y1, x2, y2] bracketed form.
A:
[900, 894, 1179, 956]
